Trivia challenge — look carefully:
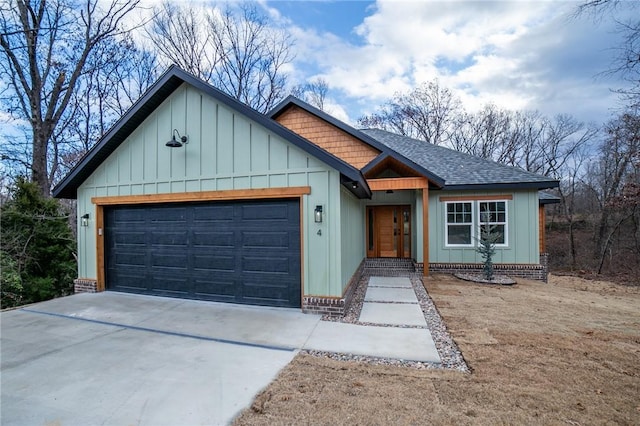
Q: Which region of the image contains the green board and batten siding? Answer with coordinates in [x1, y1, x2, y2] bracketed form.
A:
[339, 187, 365, 291]
[76, 83, 347, 298]
[427, 190, 540, 264]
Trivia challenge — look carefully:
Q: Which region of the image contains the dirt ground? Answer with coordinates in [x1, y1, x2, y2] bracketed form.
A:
[234, 274, 640, 425]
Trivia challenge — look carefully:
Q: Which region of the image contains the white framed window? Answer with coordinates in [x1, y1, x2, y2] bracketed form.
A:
[445, 202, 474, 246]
[444, 199, 510, 248]
[478, 201, 508, 246]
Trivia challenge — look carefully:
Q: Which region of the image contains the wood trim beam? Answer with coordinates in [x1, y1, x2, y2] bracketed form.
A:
[423, 187, 429, 276]
[439, 194, 513, 202]
[92, 186, 312, 206]
[367, 177, 428, 191]
[96, 205, 105, 292]
[92, 186, 311, 297]
[299, 195, 305, 308]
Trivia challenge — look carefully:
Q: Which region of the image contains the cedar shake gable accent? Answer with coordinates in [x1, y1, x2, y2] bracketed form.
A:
[274, 105, 381, 169]
[269, 96, 446, 187]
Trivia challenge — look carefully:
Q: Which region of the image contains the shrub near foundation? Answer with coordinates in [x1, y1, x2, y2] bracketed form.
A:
[0, 178, 76, 309]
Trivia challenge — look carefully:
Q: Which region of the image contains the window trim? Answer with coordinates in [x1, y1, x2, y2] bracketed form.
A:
[444, 199, 510, 248]
[444, 201, 474, 247]
[478, 200, 509, 247]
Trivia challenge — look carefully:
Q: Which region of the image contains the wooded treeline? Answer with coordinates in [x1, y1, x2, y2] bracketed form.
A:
[357, 80, 639, 281]
[0, 0, 638, 297]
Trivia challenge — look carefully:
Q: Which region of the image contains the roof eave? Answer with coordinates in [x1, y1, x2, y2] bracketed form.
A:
[442, 180, 560, 191]
[539, 198, 561, 205]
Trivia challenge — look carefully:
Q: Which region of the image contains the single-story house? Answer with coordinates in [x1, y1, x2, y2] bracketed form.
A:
[53, 66, 559, 315]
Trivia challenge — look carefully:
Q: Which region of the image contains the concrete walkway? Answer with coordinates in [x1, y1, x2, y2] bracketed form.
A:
[360, 276, 427, 326]
[304, 276, 440, 363]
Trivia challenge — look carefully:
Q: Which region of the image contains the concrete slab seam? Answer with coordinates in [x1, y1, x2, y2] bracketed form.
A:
[20, 308, 295, 353]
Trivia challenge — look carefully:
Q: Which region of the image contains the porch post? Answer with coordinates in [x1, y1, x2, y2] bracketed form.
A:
[422, 186, 429, 276]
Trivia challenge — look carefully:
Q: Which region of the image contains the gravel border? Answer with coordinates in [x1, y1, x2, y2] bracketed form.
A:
[454, 272, 517, 285]
[301, 272, 470, 372]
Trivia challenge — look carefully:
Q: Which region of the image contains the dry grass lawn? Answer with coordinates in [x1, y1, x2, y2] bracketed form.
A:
[234, 274, 640, 425]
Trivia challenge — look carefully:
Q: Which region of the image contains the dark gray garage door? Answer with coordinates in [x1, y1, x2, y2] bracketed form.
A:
[105, 199, 301, 308]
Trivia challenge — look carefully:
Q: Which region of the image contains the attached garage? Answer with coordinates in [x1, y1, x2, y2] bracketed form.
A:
[104, 199, 301, 308]
[53, 66, 371, 314]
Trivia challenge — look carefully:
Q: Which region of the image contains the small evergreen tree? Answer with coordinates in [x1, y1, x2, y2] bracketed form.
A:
[476, 222, 502, 281]
[1, 178, 76, 308]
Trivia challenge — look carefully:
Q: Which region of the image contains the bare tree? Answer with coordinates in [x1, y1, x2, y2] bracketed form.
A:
[589, 111, 640, 271]
[535, 114, 598, 178]
[145, 2, 216, 82]
[441, 105, 597, 180]
[147, 2, 294, 113]
[57, 35, 157, 182]
[0, 0, 142, 196]
[291, 77, 329, 110]
[358, 80, 462, 145]
[576, 0, 640, 108]
[449, 104, 513, 160]
[208, 4, 294, 112]
[556, 145, 591, 269]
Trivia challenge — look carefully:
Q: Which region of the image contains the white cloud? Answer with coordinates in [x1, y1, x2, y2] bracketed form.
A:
[281, 0, 626, 125]
[129, 0, 628, 126]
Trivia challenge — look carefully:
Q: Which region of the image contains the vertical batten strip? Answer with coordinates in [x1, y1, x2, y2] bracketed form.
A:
[423, 186, 429, 276]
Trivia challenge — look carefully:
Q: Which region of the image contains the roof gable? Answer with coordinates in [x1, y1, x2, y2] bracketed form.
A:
[269, 96, 446, 188]
[52, 66, 371, 199]
[270, 97, 558, 191]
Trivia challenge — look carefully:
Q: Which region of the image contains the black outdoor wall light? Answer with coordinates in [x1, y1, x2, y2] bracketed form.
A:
[81, 213, 90, 227]
[314, 205, 323, 223]
[166, 129, 188, 148]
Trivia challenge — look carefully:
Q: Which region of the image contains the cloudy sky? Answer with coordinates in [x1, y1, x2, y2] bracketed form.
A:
[251, 0, 630, 126]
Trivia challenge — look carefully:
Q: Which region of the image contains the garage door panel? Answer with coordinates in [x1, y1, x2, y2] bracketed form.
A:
[192, 205, 234, 221]
[147, 207, 187, 222]
[111, 209, 146, 224]
[242, 256, 295, 274]
[242, 282, 291, 305]
[194, 279, 237, 299]
[150, 253, 189, 270]
[112, 252, 146, 268]
[109, 273, 148, 292]
[241, 231, 291, 249]
[105, 199, 301, 307]
[240, 203, 290, 220]
[150, 275, 189, 291]
[192, 255, 235, 272]
[150, 231, 189, 246]
[191, 231, 234, 248]
[113, 231, 146, 245]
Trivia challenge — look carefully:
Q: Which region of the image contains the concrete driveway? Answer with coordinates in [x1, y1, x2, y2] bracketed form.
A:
[0, 293, 322, 426]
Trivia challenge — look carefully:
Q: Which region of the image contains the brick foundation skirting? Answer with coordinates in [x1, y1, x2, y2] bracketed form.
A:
[302, 260, 365, 317]
[420, 258, 549, 282]
[364, 257, 416, 275]
[74, 278, 98, 293]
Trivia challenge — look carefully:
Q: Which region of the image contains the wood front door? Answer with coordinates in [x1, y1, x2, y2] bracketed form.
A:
[366, 205, 411, 258]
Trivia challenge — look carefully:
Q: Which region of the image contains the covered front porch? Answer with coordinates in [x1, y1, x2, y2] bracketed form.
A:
[364, 176, 432, 277]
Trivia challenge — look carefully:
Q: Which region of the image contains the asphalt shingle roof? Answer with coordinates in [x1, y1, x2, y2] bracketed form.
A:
[359, 128, 558, 190]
